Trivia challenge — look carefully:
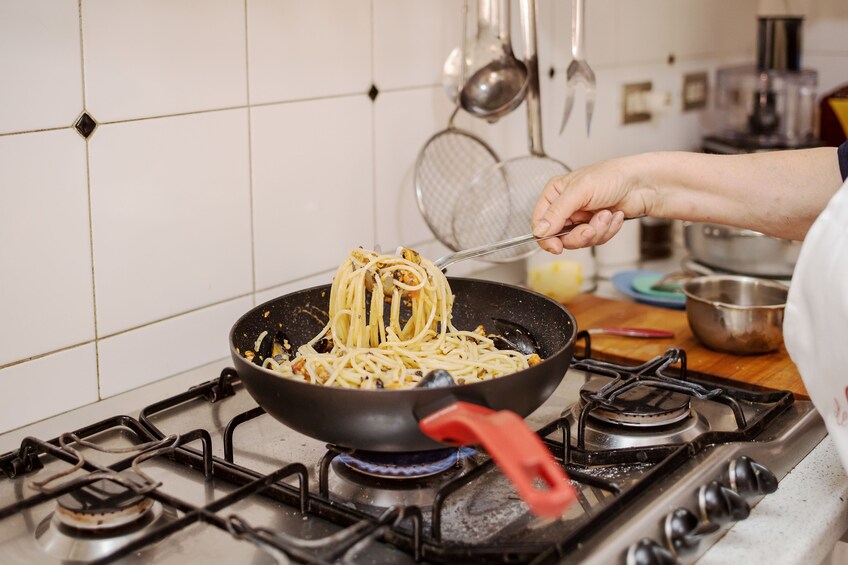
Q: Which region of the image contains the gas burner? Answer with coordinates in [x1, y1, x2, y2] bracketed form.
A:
[55, 477, 154, 530]
[35, 476, 176, 561]
[337, 448, 476, 480]
[328, 448, 479, 510]
[568, 377, 711, 450]
[579, 378, 691, 428]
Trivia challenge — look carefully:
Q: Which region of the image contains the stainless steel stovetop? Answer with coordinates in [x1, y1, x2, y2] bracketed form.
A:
[0, 349, 827, 564]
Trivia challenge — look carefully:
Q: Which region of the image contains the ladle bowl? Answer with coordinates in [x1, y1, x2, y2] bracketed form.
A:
[460, 56, 529, 120]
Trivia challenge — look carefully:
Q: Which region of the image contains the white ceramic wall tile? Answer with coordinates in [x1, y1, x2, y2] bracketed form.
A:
[582, 0, 617, 69]
[673, 0, 721, 59]
[533, 0, 561, 82]
[0, 344, 97, 433]
[712, 0, 757, 57]
[255, 270, 334, 306]
[805, 54, 848, 97]
[247, 0, 371, 104]
[82, 0, 247, 122]
[0, 130, 94, 366]
[251, 96, 374, 290]
[0, 1, 83, 135]
[804, 1, 848, 54]
[374, 87, 453, 251]
[98, 297, 251, 398]
[373, 0, 464, 90]
[544, 0, 616, 72]
[615, 0, 675, 65]
[88, 110, 252, 337]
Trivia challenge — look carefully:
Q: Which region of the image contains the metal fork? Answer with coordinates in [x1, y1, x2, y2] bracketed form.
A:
[434, 218, 637, 271]
[559, 0, 596, 136]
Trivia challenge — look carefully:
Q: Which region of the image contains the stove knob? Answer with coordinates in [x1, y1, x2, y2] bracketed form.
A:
[664, 508, 719, 556]
[698, 480, 750, 525]
[727, 456, 778, 498]
[626, 538, 678, 565]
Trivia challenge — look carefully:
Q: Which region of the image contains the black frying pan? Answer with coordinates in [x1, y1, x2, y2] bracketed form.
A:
[230, 277, 578, 517]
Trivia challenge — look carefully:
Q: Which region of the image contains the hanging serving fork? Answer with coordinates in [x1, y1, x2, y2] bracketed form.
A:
[559, 0, 596, 136]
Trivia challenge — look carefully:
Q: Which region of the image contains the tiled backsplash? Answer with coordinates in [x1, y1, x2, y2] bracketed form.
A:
[1, 0, 845, 433]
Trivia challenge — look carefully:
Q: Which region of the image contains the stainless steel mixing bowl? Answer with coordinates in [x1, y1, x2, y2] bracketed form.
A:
[682, 275, 789, 354]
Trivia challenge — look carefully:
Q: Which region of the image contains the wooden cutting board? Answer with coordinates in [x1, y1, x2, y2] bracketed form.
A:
[565, 294, 808, 399]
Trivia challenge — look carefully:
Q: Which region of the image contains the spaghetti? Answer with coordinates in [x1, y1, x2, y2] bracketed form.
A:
[250, 247, 539, 389]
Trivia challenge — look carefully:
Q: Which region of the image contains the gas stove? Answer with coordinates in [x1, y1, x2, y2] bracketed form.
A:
[0, 334, 826, 564]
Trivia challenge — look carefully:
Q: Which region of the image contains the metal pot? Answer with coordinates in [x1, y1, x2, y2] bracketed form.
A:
[682, 275, 788, 355]
[683, 222, 801, 278]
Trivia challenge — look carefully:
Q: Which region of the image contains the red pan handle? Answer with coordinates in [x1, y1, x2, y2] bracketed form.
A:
[418, 401, 576, 518]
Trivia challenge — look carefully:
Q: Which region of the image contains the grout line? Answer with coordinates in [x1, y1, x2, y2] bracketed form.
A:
[83, 139, 101, 400]
[0, 292, 254, 373]
[77, 0, 87, 108]
[370, 0, 378, 247]
[95, 292, 255, 341]
[243, 0, 257, 308]
[77, 0, 101, 399]
[0, 125, 70, 138]
[3, 85, 465, 140]
[97, 104, 252, 126]
[254, 269, 335, 296]
[0, 341, 97, 372]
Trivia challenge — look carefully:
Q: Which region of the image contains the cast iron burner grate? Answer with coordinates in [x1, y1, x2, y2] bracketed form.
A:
[578, 378, 692, 427]
[0, 339, 795, 564]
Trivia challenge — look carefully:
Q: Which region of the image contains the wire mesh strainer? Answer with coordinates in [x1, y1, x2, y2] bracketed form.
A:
[414, 112, 502, 251]
[453, 156, 568, 262]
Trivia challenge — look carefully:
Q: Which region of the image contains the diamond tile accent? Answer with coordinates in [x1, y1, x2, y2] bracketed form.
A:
[368, 84, 379, 102]
[74, 111, 98, 139]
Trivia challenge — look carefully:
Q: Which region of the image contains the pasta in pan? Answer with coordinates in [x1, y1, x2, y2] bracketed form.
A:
[247, 248, 539, 389]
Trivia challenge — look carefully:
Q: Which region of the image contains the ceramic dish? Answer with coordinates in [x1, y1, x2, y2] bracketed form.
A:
[611, 270, 686, 310]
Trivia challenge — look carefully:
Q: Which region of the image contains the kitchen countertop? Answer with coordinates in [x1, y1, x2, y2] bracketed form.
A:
[2, 251, 847, 563]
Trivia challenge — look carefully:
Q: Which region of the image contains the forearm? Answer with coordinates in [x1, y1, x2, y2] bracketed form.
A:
[635, 148, 843, 240]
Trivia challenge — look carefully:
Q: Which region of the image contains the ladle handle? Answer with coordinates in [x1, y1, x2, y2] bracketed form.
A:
[519, 0, 544, 156]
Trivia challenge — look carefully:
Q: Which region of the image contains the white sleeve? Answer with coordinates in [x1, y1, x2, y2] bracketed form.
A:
[784, 178, 848, 470]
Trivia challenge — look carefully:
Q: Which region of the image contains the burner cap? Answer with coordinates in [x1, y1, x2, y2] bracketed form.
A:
[338, 447, 475, 479]
[56, 478, 153, 531]
[580, 379, 691, 427]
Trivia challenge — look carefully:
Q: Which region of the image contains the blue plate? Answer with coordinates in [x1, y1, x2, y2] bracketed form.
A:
[611, 270, 686, 310]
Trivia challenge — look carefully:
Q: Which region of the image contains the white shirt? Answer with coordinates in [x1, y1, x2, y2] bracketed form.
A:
[784, 177, 848, 468]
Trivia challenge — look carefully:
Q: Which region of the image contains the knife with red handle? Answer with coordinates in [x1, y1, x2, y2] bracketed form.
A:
[586, 328, 674, 338]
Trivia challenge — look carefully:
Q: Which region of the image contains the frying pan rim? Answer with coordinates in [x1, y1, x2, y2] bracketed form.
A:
[229, 276, 577, 394]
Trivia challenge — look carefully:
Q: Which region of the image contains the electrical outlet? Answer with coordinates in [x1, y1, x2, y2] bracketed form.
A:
[622, 82, 652, 124]
[682, 72, 709, 111]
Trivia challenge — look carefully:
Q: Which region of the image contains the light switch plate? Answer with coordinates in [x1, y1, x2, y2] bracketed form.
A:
[682, 72, 709, 111]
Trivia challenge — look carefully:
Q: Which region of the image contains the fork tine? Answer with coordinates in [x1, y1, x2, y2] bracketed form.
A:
[585, 83, 596, 136]
[560, 86, 576, 135]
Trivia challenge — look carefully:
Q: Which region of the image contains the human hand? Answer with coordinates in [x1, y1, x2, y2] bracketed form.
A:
[531, 156, 654, 254]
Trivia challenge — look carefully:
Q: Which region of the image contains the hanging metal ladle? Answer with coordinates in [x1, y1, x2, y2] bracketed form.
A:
[459, 0, 529, 121]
